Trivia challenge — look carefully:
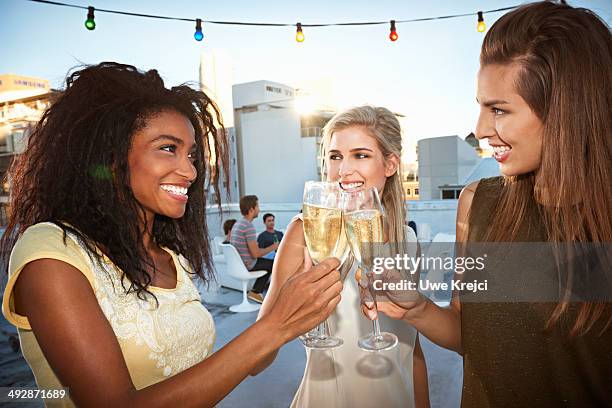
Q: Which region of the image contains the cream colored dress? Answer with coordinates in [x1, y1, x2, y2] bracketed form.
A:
[2, 222, 216, 407]
[291, 225, 418, 408]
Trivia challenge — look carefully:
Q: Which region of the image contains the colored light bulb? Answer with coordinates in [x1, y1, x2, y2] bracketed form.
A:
[477, 12, 486, 33]
[389, 20, 398, 42]
[296, 23, 304, 42]
[194, 19, 204, 41]
[84, 6, 95, 31]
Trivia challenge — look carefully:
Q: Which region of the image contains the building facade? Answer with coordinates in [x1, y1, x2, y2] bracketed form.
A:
[0, 75, 54, 224]
[402, 161, 419, 200]
[417, 135, 497, 200]
[0, 74, 50, 100]
[418, 135, 479, 200]
[232, 80, 334, 204]
[0, 92, 54, 195]
[199, 51, 239, 204]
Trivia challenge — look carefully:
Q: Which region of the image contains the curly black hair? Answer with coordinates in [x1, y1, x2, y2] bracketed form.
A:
[0, 62, 229, 303]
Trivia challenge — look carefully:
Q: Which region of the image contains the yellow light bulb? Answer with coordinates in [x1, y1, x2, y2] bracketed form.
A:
[476, 12, 486, 33]
[295, 23, 305, 43]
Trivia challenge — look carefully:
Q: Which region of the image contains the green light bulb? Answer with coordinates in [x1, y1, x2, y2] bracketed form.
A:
[84, 7, 96, 31]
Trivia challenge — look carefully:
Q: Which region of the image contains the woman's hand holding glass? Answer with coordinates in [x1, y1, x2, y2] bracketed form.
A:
[264, 257, 343, 345]
[300, 181, 348, 349]
[356, 266, 426, 322]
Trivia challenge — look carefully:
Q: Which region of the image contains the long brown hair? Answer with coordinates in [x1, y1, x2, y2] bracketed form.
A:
[479, 2, 612, 335]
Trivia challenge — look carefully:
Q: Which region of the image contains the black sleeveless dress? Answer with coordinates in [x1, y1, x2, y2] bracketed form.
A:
[460, 177, 612, 407]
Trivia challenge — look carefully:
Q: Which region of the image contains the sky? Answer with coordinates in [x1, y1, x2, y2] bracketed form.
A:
[2, 0, 611, 149]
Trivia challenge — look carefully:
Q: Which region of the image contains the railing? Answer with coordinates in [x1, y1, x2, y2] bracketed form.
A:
[205, 200, 458, 242]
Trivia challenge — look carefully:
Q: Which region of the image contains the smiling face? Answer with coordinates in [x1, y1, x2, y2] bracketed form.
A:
[128, 110, 197, 224]
[476, 63, 544, 176]
[264, 215, 275, 231]
[326, 126, 398, 194]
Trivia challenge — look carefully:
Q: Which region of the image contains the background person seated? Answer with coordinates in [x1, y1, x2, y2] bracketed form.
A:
[222, 219, 236, 244]
[257, 213, 284, 261]
[230, 195, 278, 304]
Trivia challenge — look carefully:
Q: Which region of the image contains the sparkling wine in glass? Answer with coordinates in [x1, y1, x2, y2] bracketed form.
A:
[342, 187, 399, 352]
[300, 181, 344, 349]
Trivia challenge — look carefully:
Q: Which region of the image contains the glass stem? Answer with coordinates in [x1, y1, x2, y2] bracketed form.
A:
[371, 313, 383, 341]
[317, 320, 330, 340]
[310, 261, 330, 340]
[366, 266, 383, 342]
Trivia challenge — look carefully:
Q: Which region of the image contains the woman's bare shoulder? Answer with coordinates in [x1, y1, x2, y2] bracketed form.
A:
[284, 216, 305, 242]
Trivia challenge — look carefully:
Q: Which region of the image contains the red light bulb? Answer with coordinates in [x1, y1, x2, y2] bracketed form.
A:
[389, 20, 398, 42]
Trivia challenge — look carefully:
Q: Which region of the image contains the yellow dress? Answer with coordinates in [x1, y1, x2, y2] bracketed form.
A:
[2, 222, 216, 407]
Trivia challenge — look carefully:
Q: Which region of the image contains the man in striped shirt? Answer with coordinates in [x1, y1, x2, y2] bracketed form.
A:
[230, 195, 279, 303]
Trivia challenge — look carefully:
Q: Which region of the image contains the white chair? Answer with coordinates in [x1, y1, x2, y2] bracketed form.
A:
[212, 236, 225, 256]
[211, 237, 226, 274]
[220, 244, 268, 313]
[211, 237, 246, 291]
[417, 223, 432, 242]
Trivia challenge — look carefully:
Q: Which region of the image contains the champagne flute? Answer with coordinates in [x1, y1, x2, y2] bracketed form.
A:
[301, 181, 345, 349]
[342, 187, 399, 352]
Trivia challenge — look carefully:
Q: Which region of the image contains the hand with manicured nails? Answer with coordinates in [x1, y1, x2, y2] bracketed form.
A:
[264, 257, 343, 344]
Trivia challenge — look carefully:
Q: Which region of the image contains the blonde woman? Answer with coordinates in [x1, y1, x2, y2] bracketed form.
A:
[252, 106, 429, 408]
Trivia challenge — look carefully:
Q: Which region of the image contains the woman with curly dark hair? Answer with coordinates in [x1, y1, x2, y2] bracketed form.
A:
[0, 62, 342, 407]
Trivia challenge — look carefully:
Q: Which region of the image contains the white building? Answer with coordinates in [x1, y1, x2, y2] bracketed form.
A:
[233, 80, 295, 108]
[417, 135, 482, 200]
[199, 50, 234, 128]
[199, 51, 239, 204]
[232, 81, 333, 204]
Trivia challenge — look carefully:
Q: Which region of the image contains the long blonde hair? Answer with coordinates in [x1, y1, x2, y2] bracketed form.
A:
[480, 2, 612, 336]
[320, 106, 406, 247]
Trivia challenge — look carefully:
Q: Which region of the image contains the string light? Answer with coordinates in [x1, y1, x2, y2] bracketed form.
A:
[389, 20, 398, 41]
[84, 6, 95, 30]
[28, 1, 520, 41]
[194, 18, 203, 41]
[477, 11, 486, 32]
[296, 23, 304, 42]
